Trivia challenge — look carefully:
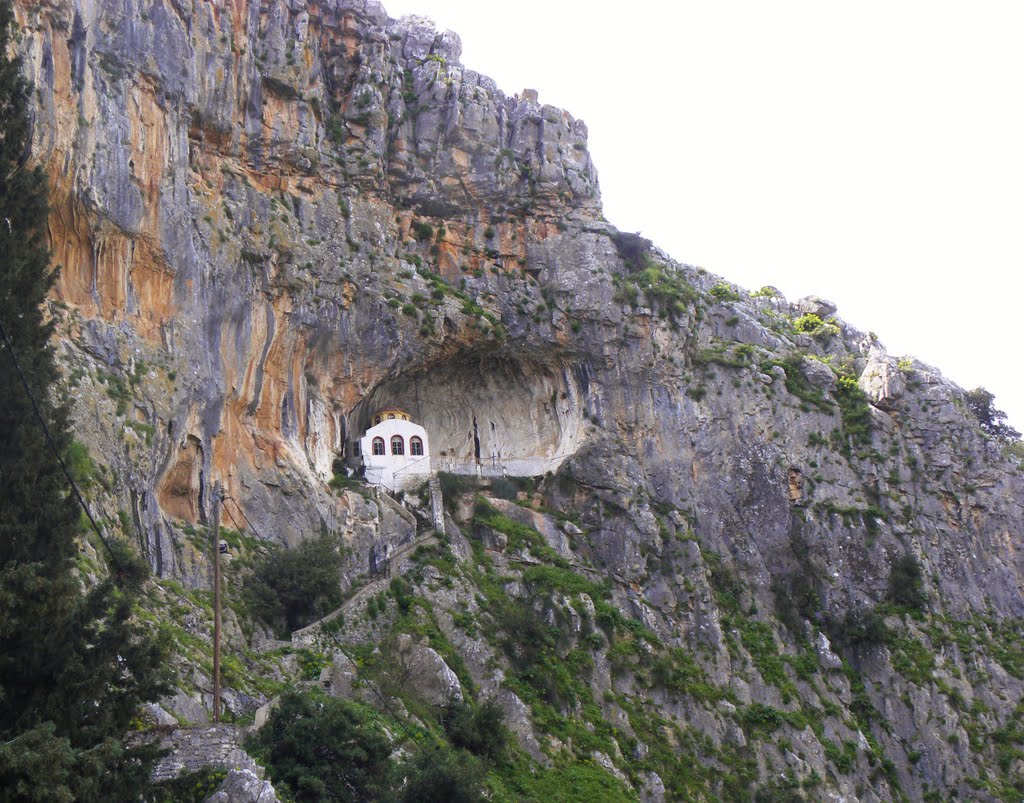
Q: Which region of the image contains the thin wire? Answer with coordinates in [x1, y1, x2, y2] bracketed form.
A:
[217, 498, 244, 534]
[0, 314, 126, 573]
[220, 494, 269, 545]
[217, 496, 269, 556]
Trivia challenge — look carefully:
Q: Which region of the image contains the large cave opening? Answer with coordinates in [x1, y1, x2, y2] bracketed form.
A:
[349, 350, 591, 477]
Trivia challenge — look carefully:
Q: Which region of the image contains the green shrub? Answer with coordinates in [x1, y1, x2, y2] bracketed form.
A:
[99, 370, 132, 415]
[441, 699, 508, 759]
[704, 550, 744, 614]
[610, 251, 696, 315]
[834, 375, 872, 447]
[148, 767, 228, 803]
[413, 221, 434, 241]
[329, 472, 368, 496]
[648, 648, 725, 701]
[65, 440, 98, 488]
[489, 476, 535, 501]
[794, 313, 825, 334]
[693, 344, 751, 370]
[610, 230, 653, 271]
[636, 263, 697, 309]
[247, 690, 393, 802]
[286, 648, 329, 681]
[771, 565, 820, 635]
[476, 510, 566, 565]
[823, 739, 857, 773]
[886, 553, 927, 612]
[389, 576, 414, 614]
[524, 763, 630, 802]
[522, 564, 604, 597]
[438, 472, 474, 510]
[495, 598, 560, 674]
[399, 747, 485, 803]
[887, 632, 935, 685]
[740, 703, 784, 734]
[242, 532, 345, 637]
[770, 356, 830, 411]
[709, 281, 741, 301]
[826, 607, 889, 651]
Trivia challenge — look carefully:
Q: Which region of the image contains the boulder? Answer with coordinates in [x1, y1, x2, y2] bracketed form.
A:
[205, 769, 279, 803]
[394, 634, 463, 706]
[496, 689, 548, 764]
[799, 356, 837, 393]
[143, 702, 178, 729]
[640, 770, 666, 803]
[815, 631, 844, 671]
[162, 691, 208, 726]
[796, 295, 838, 319]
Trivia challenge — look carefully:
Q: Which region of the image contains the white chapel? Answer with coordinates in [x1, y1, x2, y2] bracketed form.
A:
[359, 408, 431, 491]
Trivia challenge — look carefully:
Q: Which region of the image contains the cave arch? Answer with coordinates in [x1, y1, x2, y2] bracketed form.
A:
[349, 350, 590, 477]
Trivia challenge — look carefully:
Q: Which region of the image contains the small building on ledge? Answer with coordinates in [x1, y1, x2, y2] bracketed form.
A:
[359, 408, 431, 491]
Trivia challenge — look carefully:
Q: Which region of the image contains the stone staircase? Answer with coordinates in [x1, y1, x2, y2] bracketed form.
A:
[290, 528, 439, 646]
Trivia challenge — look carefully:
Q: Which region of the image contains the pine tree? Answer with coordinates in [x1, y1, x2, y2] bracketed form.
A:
[965, 387, 1021, 444]
[0, 2, 172, 798]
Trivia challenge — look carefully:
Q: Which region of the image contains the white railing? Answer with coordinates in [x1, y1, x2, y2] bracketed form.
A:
[432, 453, 572, 478]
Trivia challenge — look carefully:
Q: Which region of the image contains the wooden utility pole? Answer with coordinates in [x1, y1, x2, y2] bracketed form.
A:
[211, 481, 222, 724]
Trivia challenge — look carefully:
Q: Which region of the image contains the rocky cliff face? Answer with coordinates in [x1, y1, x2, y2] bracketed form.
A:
[13, 0, 1024, 799]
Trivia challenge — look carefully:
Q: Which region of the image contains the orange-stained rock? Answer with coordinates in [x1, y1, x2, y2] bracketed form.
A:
[158, 435, 204, 523]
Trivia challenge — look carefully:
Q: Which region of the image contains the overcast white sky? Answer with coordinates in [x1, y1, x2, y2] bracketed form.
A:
[382, 0, 1024, 431]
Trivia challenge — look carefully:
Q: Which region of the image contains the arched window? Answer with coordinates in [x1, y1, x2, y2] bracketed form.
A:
[374, 416, 381, 425]
[372, 437, 386, 456]
[402, 414, 408, 421]
[391, 435, 404, 455]
[388, 413, 396, 420]
[410, 436, 423, 456]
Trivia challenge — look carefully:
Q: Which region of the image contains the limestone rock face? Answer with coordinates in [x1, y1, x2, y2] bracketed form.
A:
[10, 0, 1024, 799]
[859, 351, 907, 411]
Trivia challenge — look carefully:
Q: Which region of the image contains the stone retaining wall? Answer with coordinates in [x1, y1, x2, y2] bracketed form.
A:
[151, 725, 262, 783]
